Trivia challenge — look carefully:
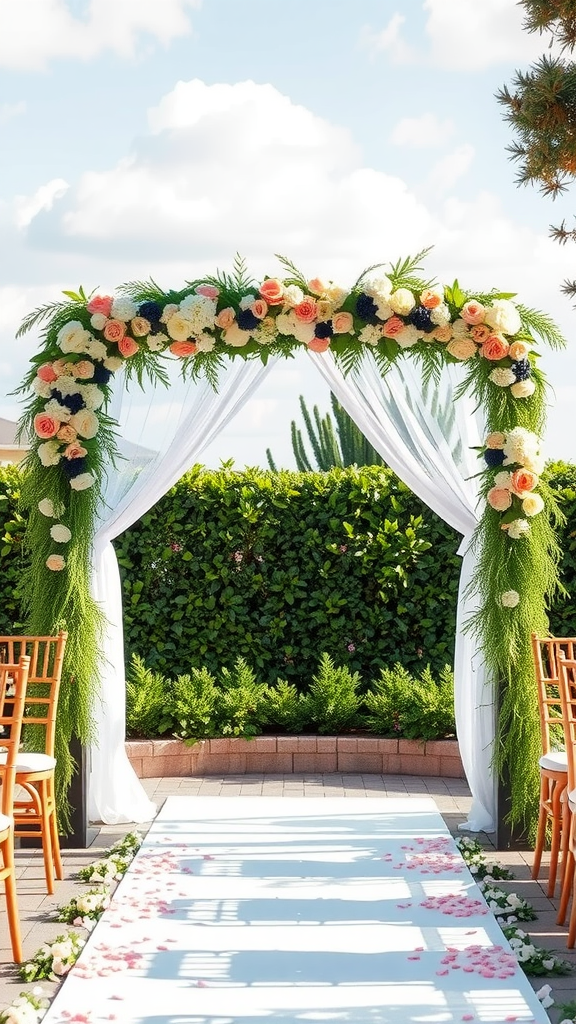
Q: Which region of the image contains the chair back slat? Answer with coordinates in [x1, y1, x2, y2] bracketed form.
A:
[557, 654, 576, 795]
[0, 657, 31, 817]
[0, 633, 67, 758]
[531, 634, 576, 754]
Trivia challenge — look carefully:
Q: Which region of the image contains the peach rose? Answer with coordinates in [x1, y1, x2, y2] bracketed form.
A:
[34, 413, 60, 439]
[511, 379, 536, 398]
[57, 425, 77, 443]
[332, 311, 354, 334]
[471, 323, 491, 343]
[64, 442, 88, 460]
[509, 340, 531, 361]
[522, 493, 545, 516]
[433, 326, 452, 343]
[486, 431, 505, 449]
[259, 279, 284, 305]
[420, 288, 443, 309]
[73, 360, 95, 379]
[308, 337, 330, 352]
[510, 469, 538, 496]
[37, 363, 58, 383]
[293, 298, 318, 323]
[251, 299, 268, 319]
[118, 336, 139, 358]
[447, 338, 478, 361]
[307, 278, 328, 296]
[86, 295, 113, 317]
[103, 319, 127, 343]
[46, 554, 66, 572]
[195, 284, 219, 299]
[481, 334, 510, 361]
[223, 324, 250, 347]
[52, 358, 75, 377]
[169, 341, 198, 357]
[215, 307, 236, 330]
[381, 316, 405, 338]
[460, 300, 485, 325]
[487, 486, 513, 512]
[130, 317, 151, 337]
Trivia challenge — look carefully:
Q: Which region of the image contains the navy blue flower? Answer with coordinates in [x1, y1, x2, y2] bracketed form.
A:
[137, 301, 162, 325]
[511, 359, 531, 382]
[237, 308, 260, 331]
[484, 448, 506, 468]
[92, 365, 113, 385]
[355, 293, 379, 323]
[407, 305, 434, 333]
[61, 457, 88, 479]
[314, 321, 334, 339]
[50, 389, 85, 415]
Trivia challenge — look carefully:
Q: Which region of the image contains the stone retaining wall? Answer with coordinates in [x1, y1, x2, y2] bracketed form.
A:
[126, 736, 464, 779]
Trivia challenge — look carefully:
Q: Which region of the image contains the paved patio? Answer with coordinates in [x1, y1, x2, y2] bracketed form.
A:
[1, 773, 575, 1019]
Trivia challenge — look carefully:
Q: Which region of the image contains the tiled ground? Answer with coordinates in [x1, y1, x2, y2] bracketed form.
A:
[1, 773, 575, 1020]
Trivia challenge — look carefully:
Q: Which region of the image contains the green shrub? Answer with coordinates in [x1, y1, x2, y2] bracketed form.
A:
[301, 652, 362, 734]
[364, 662, 455, 740]
[263, 678, 309, 733]
[172, 667, 220, 740]
[216, 657, 269, 738]
[125, 654, 174, 738]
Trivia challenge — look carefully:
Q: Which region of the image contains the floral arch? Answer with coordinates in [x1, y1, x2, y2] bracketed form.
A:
[16, 250, 565, 833]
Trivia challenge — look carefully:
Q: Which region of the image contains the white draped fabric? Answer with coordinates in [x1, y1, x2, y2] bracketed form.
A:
[89, 358, 274, 824]
[309, 352, 496, 832]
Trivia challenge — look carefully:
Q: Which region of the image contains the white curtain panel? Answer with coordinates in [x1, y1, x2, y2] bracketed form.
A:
[89, 357, 275, 824]
[309, 351, 496, 832]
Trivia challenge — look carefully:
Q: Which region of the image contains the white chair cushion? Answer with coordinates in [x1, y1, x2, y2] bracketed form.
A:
[0, 751, 55, 772]
[0, 812, 13, 833]
[539, 750, 568, 772]
[569, 788, 576, 812]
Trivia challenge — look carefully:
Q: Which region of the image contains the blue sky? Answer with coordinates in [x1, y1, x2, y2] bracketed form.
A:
[1, 0, 574, 468]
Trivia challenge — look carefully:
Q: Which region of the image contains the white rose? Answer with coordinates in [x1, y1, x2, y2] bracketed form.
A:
[365, 275, 393, 300]
[70, 472, 95, 491]
[50, 524, 72, 543]
[522, 493, 544, 516]
[282, 284, 304, 307]
[389, 287, 415, 316]
[291, 319, 316, 345]
[70, 409, 99, 439]
[57, 321, 91, 354]
[484, 298, 522, 336]
[38, 441, 61, 467]
[510, 379, 536, 398]
[110, 297, 137, 321]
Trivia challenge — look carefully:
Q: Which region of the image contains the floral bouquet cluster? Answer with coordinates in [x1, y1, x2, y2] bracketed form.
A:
[455, 836, 514, 881]
[77, 830, 141, 884]
[55, 888, 110, 932]
[502, 926, 572, 977]
[19, 932, 85, 982]
[0, 988, 49, 1024]
[479, 882, 537, 924]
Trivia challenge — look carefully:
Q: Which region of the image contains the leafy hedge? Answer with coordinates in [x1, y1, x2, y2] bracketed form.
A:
[1, 461, 575, 688]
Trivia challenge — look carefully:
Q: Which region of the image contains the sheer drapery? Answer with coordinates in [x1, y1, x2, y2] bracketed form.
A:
[309, 352, 496, 832]
[89, 357, 275, 824]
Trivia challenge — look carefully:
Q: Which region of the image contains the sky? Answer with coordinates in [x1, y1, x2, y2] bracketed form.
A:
[1, 0, 575, 470]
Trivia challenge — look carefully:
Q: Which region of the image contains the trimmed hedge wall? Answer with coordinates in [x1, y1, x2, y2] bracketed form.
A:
[1, 462, 574, 684]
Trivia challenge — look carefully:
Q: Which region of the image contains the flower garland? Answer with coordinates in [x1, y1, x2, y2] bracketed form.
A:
[19, 932, 86, 983]
[15, 252, 566, 830]
[0, 988, 49, 1024]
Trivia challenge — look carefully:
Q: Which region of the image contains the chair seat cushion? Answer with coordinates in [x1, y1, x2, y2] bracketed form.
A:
[569, 788, 576, 811]
[0, 751, 56, 773]
[539, 750, 568, 772]
[0, 812, 13, 833]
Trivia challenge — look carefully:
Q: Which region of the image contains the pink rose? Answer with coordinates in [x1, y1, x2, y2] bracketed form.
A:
[34, 413, 60, 439]
[259, 279, 284, 305]
[487, 487, 512, 512]
[471, 324, 491, 343]
[307, 278, 328, 296]
[332, 311, 354, 334]
[420, 289, 443, 310]
[57, 425, 77, 443]
[73, 360, 95, 379]
[169, 341, 198, 357]
[64, 442, 88, 460]
[382, 316, 405, 338]
[460, 300, 485, 325]
[251, 298, 268, 319]
[86, 295, 113, 317]
[294, 298, 318, 323]
[215, 307, 236, 330]
[37, 362, 58, 383]
[103, 319, 126, 343]
[118, 336, 139, 358]
[195, 284, 219, 299]
[481, 334, 510, 361]
[510, 469, 538, 496]
[308, 337, 331, 352]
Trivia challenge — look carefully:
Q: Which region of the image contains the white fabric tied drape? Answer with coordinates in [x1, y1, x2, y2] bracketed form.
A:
[309, 352, 496, 832]
[89, 357, 275, 824]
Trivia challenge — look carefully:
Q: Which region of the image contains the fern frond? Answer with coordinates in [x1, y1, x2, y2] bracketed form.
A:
[517, 303, 567, 349]
[274, 254, 308, 288]
[16, 300, 82, 339]
[351, 263, 389, 291]
[387, 247, 435, 290]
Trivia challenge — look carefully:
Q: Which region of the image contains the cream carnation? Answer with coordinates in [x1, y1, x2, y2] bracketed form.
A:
[494, 471, 512, 489]
[37, 441, 62, 467]
[324, 283, 348, 306]
[50, 524, 72, 543]
[484, 299, 522, 336]
[486, 431, 506, 449]
[195, 332, 216, 352]
[275, 312, 298, 336]
[489, 368, 516, 387]
[49, 377, 81, 397]
[160, 303, 179, 323]
[81, 384, 105, 410]
[430, 303, 451, 327]
[38, 498, 57, 517]
[501, 590, 520, 608]
[395, 324, 421, 348]
[90, 312, 108, 331]
[510, 379, 536, 399]
[502, 427, 540, 467]
[282, 284, 304, 308]
[103, 356, 124, 372]
[359, 325, 382, 346]
[389, 288, 415, 316]
[146, 333, 167, 352]
[451, 318, 470, 338]
[110, 297, 137, 321]
[70, 472, 95, 491]
[508, 518, 531, 539]
[32, 378, 52, 398]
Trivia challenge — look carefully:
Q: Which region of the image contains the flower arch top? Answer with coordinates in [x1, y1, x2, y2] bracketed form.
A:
[15, 250, 566, 829]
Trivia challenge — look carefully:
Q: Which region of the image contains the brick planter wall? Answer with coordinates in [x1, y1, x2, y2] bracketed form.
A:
[125, 736, 464, 779]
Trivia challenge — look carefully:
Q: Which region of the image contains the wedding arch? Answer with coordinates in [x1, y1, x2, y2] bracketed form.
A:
[15, 250, 565, 833]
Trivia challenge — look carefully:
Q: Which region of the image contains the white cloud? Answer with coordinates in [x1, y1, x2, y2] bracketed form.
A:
[423, 0, 547, 70]
[0, 0, 200, 71]
[0, 100, 26, 124]
[358, 13, 417, 64]
[14, 178, 69, 228]
[390, 113, 455, 148]
[425, 144, 475, 195]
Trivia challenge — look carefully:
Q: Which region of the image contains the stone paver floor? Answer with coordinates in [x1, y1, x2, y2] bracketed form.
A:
[0, 773, 575, 1019]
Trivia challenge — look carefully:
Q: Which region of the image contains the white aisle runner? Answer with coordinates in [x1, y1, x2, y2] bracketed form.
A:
[43, 797, 549, 1024]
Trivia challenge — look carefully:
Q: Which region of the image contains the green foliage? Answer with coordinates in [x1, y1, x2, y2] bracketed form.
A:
[217, 657, 269, 737]
[262, 678, 309, 733]
[301, 652, 362, 734]
[0, 463, 27, 633]
[364, 663, 455, 741]
[172, 667, 220, 739]
[126, 654, 174, 738]
[267, 393, 385, 472]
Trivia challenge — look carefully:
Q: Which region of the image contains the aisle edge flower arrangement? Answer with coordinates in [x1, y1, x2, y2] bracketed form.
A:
[15, 249, 567, 828]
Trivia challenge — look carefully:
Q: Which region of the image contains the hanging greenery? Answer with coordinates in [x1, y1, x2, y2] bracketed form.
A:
[14, 249, 566, 830]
